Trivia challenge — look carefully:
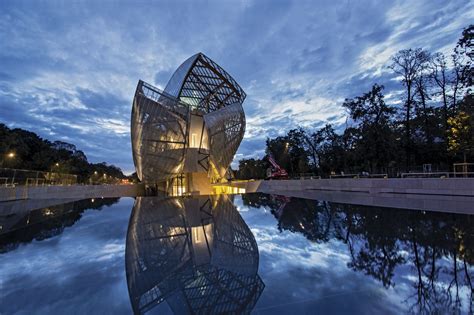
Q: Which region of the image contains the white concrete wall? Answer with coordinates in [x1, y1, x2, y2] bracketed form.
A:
[239, 178, 474, 196]
[0, 184, 144, 202]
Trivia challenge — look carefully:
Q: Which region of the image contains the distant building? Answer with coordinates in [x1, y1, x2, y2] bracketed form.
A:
[131, 53, 246, 195]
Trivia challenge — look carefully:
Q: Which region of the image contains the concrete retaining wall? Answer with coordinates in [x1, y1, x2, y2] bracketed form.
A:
[242, 178, 474, 196]
[0, 184, 144, 202]
[229, 178, 474, 214]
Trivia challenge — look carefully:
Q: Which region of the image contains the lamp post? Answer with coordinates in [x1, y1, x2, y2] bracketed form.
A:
[89, 171, 98, 185]
[285, 142, 294, 175]
[2, 152, 16, 185]
[1, 152, 15, 167]
[9, 153, 15, 185]
[49, 162, 61, 185]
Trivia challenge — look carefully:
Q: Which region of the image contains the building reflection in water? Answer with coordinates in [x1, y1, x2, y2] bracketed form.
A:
[125, 195, 264, 314]
[242, 193, 473, 314]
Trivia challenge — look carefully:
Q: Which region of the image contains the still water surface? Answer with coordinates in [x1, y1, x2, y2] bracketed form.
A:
[1, 194, 472, 314]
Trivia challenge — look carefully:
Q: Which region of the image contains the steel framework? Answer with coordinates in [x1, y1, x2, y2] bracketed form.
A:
[131, 53, 246, 186]
[125, 195, 264, 314]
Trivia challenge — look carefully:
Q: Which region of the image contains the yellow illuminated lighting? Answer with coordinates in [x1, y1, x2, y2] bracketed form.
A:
[192, 227, 202, 243]
[7, 152, 15, 158]
[212, 185, 246, 195]
[172, 198, 183, 209]
[177, 186, 185, 196]
[191, 133, 197, 148]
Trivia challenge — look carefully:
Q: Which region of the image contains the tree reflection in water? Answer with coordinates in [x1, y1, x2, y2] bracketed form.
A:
[125, 195, 264, 315]
[242, 193, 473, 314]
[0, 198, 120, 253]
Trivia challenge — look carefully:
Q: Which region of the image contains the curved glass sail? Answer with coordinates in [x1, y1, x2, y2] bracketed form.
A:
[125, 195, 264, 314]
[163, 54, 199, 99]
[164, 53, 246, 112]
[131, 81, 189, 182]
[204, 103, 246, 180]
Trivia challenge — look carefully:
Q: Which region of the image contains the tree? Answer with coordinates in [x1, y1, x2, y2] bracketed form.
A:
[453, 24, 473, 90]
[430, 52, 450, 133]
[451, 53, 464, 112]
[266, 136, 291, 173]
[312, 124, 345, 175]
[447, 95, 474, 162]
[415, 66, 433, 143]
[390, 48, 430, 169]
[287, 129, 310, 175]
[298, 127, 319, 172]
[342, 84, 396, 173]
[236, 158, 267, 180]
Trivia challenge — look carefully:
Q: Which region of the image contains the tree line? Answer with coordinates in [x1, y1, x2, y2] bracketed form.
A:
[237, 25, 473, 179]
[0, 123, 127, 183]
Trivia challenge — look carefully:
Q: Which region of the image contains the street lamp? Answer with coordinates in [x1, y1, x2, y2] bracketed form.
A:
[1, 152, 16, 169]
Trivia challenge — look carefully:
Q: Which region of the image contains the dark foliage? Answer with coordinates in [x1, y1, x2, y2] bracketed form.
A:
[0, 123, 126, 183]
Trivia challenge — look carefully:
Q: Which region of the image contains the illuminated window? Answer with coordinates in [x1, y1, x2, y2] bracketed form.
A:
[191, 133, 197, 148]
[193, 227, 202, 243]
[170, 175, 187, 196]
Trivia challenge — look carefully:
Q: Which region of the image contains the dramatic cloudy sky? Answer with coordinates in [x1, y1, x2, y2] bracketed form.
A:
[1, 0, 472, 174]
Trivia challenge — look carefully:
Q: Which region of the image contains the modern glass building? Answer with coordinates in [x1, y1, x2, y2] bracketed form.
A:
[131, 53, 246, 195]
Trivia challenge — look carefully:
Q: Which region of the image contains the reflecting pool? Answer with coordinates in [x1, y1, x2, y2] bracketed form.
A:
[1, 194, 472, 314]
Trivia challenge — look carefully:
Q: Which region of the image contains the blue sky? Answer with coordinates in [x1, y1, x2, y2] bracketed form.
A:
[0, 0, 472, 174]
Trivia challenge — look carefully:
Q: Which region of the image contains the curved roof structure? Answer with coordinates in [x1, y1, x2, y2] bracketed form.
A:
[164, 53, 246, 112]
[131, 53, 246, 185]
[125, 195, 264, 314]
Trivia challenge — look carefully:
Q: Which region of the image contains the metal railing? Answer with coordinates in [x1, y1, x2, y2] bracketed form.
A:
[400, 172, 474, 178]
[290, 173, 321, 180]
[329, 173, 388, 179]
[0, 168, 77, 187]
